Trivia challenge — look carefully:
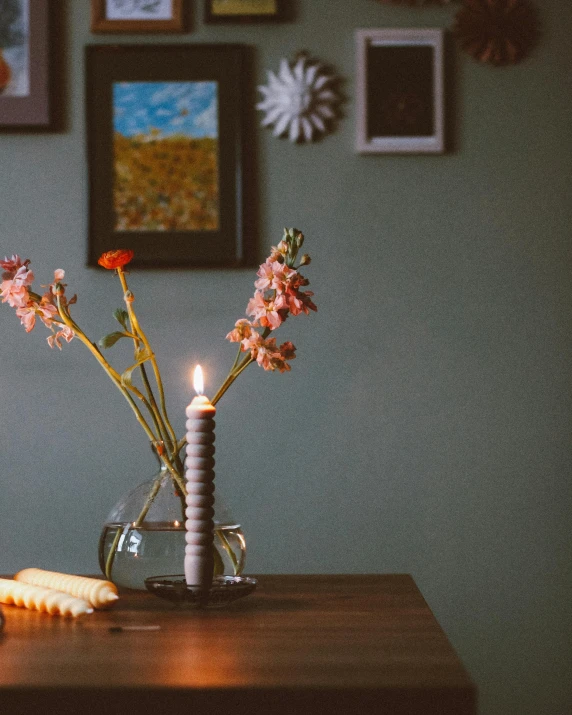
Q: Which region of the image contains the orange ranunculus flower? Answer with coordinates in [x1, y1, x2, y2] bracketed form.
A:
[97, 249, 134, 270]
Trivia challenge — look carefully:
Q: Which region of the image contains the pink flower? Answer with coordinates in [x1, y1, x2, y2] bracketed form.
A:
[53, 268, 65, 285]
[243, 333, 277, 370]
[254, 260, 295, 294]
[254, 261, 275, 291]
[241, 333, 296, 372]
[0, 280, 29, 308]
[282, 289, 317, 316]
[10, 265, 33, 286]
[42, 268, 65, 298]
[285, 270, 309, 292]
[15, 304, 36, 332]
[41, 268, 77, 309]
[0, 266, 34, 308]
[268, 239, 289, 262]
[263, 341, 296, 373]
[15, 302, 57, 333]
[246, 291, 285, 330]
[226, 318, 254, 343]
[47, 324, 74, 350]
[279, 341, 296, 361]
[1, 255, 30, 276]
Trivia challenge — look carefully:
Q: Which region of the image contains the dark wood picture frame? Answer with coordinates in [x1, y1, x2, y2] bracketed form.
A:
[86, 44, 245, 268]
[205, 0, 284, 24]
[355, 29, 445, 154]
[0, 0, 53, 130]
[91, 0, 185, 33]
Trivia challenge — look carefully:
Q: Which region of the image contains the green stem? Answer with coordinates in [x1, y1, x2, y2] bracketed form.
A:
[115, 270, 173, 445]
[105, 526, 123, 580]
[157, 449, 187, 495]
[212, 355, 254, 406]
[140, 364, 170, 444]
[216, 528, 240, 575]
[118, 269, 179, 448]
[133, 472, 164, 528]
[231, 343, 243, 371]
[55, 297, 159, 445]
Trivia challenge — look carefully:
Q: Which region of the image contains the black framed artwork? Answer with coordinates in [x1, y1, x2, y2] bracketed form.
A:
[0, 0, 53, 130]
[86, 44, 245, 268]
[205, 0, 284, 23]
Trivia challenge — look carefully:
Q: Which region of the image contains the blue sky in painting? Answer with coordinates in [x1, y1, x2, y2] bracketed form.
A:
[113, 81, 218, 138]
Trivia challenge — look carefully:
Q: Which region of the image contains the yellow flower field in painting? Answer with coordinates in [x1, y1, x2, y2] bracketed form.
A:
[113, 132, 219, 232]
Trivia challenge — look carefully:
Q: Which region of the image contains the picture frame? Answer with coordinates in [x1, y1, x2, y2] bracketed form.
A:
[355, 29, 445, 154]
[205, 0, 284, 24]
[90, 0, 185, 34]
[86, 44, 245, 268]
[0, 0, 52, 130]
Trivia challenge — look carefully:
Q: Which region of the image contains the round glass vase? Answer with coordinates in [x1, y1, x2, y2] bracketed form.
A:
[98, 459, 246, 591]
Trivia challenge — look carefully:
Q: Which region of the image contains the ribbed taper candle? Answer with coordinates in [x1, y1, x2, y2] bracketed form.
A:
[184, 366, 216, 593]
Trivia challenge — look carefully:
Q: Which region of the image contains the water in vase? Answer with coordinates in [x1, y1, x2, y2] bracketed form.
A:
[98, 521, 246, 590]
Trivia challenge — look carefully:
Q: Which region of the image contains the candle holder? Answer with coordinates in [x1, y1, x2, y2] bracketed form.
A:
[144, 574, 257, 608]
[140, 367, 258, 609]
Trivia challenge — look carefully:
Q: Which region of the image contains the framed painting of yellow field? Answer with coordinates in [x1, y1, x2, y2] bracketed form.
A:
[205, 0, 285, 23]
[86, 44, 245, 268]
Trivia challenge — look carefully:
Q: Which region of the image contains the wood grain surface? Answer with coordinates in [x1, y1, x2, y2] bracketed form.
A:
[0, 574, 476, 715]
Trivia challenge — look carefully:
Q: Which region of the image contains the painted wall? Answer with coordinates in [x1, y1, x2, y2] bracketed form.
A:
[1, 2, 571, 713]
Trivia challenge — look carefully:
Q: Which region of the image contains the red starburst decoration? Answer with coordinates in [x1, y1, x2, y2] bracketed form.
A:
[453, 0, 539, 66]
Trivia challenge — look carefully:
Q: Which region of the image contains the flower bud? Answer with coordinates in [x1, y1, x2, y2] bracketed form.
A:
[295, 232, 304, 248]
[299, 254, 311, 266]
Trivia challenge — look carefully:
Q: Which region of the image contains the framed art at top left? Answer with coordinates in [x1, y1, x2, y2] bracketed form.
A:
[0, 0, 53, 130]
[91, 0, 186, 33]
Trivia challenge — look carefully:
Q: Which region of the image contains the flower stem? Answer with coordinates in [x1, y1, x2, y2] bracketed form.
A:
[105, 526, 123, 580]
[133, 473, 164, 528]
[117, 268, 179, 449]
[231, 343, 243, 371]
[55, 297, 159, 445]
[216, 529, 240, 575]
[212, 355, 254, 406]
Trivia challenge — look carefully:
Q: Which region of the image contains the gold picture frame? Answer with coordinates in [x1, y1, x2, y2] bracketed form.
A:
[205, 0, 284, 24]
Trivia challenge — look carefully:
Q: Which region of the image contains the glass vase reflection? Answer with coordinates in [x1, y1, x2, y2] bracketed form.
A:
[98, 464, 245, 590]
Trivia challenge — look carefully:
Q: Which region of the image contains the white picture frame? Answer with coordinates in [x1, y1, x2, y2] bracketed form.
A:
[355, 28, 445, 154]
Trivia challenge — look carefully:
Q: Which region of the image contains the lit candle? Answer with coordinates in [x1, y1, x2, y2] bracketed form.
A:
[184, 365, 216, 594]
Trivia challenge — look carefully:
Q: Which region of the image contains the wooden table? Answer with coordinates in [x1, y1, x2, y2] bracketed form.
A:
[0, 575, 476, 715]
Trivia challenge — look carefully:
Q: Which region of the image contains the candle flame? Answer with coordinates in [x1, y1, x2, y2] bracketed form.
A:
[193, 365, 204, 395]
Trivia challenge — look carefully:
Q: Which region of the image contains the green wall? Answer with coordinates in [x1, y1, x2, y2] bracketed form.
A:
[1, 2, 571, 713]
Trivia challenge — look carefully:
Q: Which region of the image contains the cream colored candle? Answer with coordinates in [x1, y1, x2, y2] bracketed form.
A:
[184, 365, 216, 592]
[0, 578, 93, 617]
[15, 569, 118, 609]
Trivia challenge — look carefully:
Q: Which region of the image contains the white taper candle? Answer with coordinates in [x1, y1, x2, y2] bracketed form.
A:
[184, 366, 216, 594]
